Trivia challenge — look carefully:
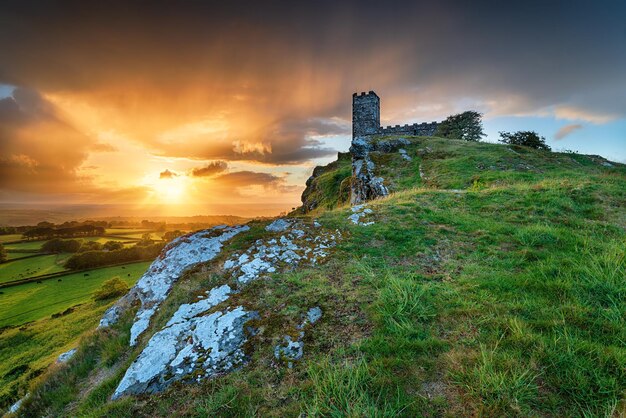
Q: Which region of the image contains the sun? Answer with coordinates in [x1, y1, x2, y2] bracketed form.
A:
[151, 176, 187, 204]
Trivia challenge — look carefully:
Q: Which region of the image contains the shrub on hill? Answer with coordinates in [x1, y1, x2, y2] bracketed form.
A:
[499, 130, 551, 151]
[92, 277, 129, 301]
[435, 110, 485, 141]
[78, 241, 103, 253]
[0, 244, 6, 262]
[42, 238, 82, 253]
[64, 243, 164, 270]
[103, 241, 124, 251]
[163, 230, 185, 242]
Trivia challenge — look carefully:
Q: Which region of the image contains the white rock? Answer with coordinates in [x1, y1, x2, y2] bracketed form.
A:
[113, 305, 257, 399]
[166, 285, 231, 327]
[265, 218, 293, 232]
[8, 393, 29, 414]
[102, 225, 249, 346]
[57, 348, 77, 363]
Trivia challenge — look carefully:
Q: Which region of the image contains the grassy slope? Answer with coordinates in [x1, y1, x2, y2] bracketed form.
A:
[299, 153, 352, 214]
[0, 254, 71, 283]
[0, 262, 150, 327]
[0, 262, 148, 408]
[14, 137, 626, 417]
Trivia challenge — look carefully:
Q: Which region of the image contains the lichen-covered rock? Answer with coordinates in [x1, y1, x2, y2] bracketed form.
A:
[8, 393, 29, 415]
[265, 218, 293, 232]
[224, 220, 339, 284]
[111, 221, 339, 398]
[274, 307, 323, 368]
[350, 136, 407, 204]
[56, 348, 77, 364]
[113, 300, 257, 399]
[349, 204, 375, 226]
[399, 148, 412, 161]
[99, 225, 249, 346]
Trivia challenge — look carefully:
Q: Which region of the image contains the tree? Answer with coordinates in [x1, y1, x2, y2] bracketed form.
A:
[136, 233, 154, 247]
[163, 230, 185, 242]
[0, 244, 7, 263]
[78, 241, 103, 253]
[103, 241, 124, 251]
[93, 277, 129, 301]
[499, 131, 551, 151]
[42, 238, 81, 253]
[435, 110, 485, 141]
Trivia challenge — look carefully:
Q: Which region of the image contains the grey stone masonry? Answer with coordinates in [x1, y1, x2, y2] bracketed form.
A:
[349, 91, 440, 205]
[352, 91, 380, 137]
[352, 90, 439, 138]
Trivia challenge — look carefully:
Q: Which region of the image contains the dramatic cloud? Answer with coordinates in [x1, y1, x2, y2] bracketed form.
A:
[0, 0, 624, 209]
[555, 124, 584, 140]
[213, 171, 298, 193]
[90, 142, 118, 152]
[159, 169, 178, 179]
[190, 161, 228, 177]
[0, 87, 93, 194]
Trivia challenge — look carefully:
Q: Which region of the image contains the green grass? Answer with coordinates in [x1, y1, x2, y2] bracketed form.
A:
[0, 262, 148, 409]
[4, 240, 45, 251]
[0, 254, 70, 283]
[11, 137, 626, 417]
[0, 262, 149, 327]
[299, 152, 352, 213]
[0, 234, 22, 243]
[105, 229, 154, 235]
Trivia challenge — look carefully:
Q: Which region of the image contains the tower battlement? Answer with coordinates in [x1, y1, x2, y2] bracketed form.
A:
[352, 91, 439, 139]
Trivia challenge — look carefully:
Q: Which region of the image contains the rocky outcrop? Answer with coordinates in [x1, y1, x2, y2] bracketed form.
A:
[99, 225, 249, 346]
[110, 218, 340, 398]
[112, 286, 256, 399]
[350, 136, 411, 204]
[300, 152, 351, 213]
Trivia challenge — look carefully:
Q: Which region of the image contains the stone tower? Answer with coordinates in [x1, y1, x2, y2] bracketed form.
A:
[352, 91, 380, 138]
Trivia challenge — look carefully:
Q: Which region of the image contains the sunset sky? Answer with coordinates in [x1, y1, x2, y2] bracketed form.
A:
[1, 1, 625, 217]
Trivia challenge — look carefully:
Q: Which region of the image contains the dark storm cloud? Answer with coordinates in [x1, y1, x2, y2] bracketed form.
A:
[0, 87, 92, 193]
[213, 171, 298, 193]
[159, 169, 178, 179]
[190, 161, 228, 177]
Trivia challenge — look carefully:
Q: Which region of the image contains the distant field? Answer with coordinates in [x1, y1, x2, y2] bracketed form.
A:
[0, 234, 21, 243]
[0, 261, 149, 327]
[4, 252, 33, 261]
[0, 254, 70, 284]
[4, 240, 44, 251]
[111, 232, 162, 240]
[105, 228, 153, 234]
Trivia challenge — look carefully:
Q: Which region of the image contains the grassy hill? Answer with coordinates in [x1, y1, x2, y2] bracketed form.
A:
[8, 137, 626, 417]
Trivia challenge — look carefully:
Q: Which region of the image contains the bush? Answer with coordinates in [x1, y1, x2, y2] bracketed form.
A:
[103, 241, 124, 251]
[0, 244, 6, 262]
[64, 243, 165, 270]
[42, 238, 81, 253]
[78, 241, 103, 253]
[499, 131, 551, 151]
[435, 110, 485, 141]
[163, 230, 185, 242]
[92, 277, 129, 301]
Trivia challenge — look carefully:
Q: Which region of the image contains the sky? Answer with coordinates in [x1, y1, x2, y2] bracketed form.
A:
[0, 0, 625, 217]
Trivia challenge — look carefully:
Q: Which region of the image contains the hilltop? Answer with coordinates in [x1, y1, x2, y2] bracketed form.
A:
[5, 136, 626, 417]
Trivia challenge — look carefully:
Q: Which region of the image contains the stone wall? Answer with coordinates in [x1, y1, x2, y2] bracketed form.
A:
[379, 121, 438, 136]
